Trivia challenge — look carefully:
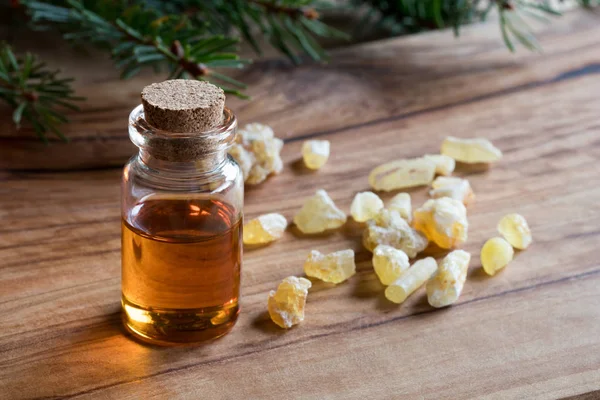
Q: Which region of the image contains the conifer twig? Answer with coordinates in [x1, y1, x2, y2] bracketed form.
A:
[354, 0, 566, 51]
[0, 43, 83, 143]
[23, 0, 252, 97]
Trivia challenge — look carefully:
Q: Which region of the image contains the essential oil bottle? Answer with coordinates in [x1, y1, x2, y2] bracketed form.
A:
[121, 80, 243, 345]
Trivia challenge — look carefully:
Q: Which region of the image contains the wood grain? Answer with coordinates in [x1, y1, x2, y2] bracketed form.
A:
[1, 11, 600, 399]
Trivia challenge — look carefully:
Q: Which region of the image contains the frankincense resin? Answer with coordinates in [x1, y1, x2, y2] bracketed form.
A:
[368, 157, 436, 191]
[413, 197, 468, 249]
[268, 276, 312, 328]
[243, 213, 287, 245]
[481, 237, 514, 276]
[424, 154, 455, 176]
[429, 176, 475, 205]
[372, 244, 410, 286]
[363, 209, 428, 258]
[441, 136, 502, 163]
[304, 249, 356, 284]
[385, 257, 437, 304]
[426, 250, 470, 308]
[302, 139, 330, 170]
[497, 213, 532, 250]
[387, 193, 412, 222]
[229, 123, 284, 184]
[293, 189, 347, 234]
[351, 191, 384, 222]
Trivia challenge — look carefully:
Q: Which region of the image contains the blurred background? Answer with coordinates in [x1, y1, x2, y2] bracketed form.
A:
[0, 0, 592, 170]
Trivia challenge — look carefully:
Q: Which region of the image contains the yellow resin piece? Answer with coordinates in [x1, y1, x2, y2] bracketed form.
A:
[293, 189, 347, 234]
[385, 257, 438, 304]
[429, 176, 475, 205]
[372, 244, 410, 285]
[368, 157, 436, 192]
[229, 144, 254, 180]
[268, 276, 312, 329]
[441, 136, 502, 163]
[350, 191, 384, 222]
[304, 249, 356, 284]
[240, 122, 274, 142]
[424, 154, 456, 176]
[426, 250, 471, 308]
[498, 213, 532, 250]
[363, 209, 428, 258]
[247, 137, 284, 184]
[302, 140, 330, 170]
[229, 123, 284, 184]
[387, 193, 411, 222]
[413, 198, 468, 249]
[481, 237, 514, 276]
[243, 213, 288, 245]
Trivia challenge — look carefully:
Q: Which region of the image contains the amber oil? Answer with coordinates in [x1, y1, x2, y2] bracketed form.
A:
[122, 198, 242, 345]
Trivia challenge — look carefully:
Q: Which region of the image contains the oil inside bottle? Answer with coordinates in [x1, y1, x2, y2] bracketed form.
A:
[121, 197, 242, 345]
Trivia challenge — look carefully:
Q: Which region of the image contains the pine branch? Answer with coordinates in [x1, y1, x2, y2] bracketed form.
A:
[247, 0, 321, 20]
[497, 0, 562, 51]
[5, 0, 346, 141]
[0, 43, 83, 143]
[22, 0, 252, 97]
[165, 0, 349, 64]
[22, 0, 348, 84]
[354, 0, 577, 51]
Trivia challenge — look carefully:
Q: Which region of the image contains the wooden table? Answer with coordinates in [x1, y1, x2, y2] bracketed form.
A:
[2, 11, 600, 399]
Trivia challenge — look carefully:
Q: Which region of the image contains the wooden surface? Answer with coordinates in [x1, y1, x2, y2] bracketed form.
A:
[2, 11, 600, 399]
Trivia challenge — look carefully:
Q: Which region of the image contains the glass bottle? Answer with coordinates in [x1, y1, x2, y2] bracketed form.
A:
[121, 101, 243, 345]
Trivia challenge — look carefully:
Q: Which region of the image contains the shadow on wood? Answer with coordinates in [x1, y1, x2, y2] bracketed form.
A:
[251, 311, 289, 335]
[289, 158, 316, 176]
[350, 270, 382, 300]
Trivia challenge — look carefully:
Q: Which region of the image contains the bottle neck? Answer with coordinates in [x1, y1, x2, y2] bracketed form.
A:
[128, 104, 237, 175]
[139, 150, 227, 174]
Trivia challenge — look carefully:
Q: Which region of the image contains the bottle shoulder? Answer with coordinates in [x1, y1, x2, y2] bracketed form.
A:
[123, 155, 243, 194]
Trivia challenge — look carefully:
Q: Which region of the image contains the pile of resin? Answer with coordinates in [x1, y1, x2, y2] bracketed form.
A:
[237, 131, 531, 328]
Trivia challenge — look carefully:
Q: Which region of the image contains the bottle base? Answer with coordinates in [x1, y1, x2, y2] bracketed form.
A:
[121, 296, 239, 346]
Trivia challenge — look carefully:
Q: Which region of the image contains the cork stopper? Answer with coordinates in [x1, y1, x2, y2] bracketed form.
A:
[141, 79, 225, 133]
